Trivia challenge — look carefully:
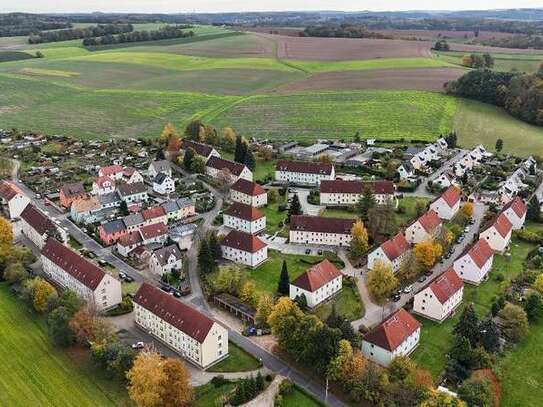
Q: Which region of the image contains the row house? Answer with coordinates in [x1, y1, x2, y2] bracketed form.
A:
[41, 238, 122, 311]
[117, 222, 168, 256]
[123, 212, 145, 232]
[480, 213, 513, 253]
[319, 179, 395, 207]
[149, 244, 183, 275]
[92, 176, 115, 196]
[433, 172, 457, 190]
[99, 191, 122, 209]
[140, 222, 168, 246]
[180, 139, 220, 160]
[99, 219, 127, 246]
[501, 197, 527, 230]
[362, 308, 421, 367]
[20, 204, 67, 248]
[221, 229, 268, 268]
[117, 182, 148, 204]
[289, 215, 355, 247]
[134, 283, 228, 369]
[142, 206, 167, 227]
[429, 186, 461, 220]
[0, 180, 30, 219]
[275, 160, 334, 186]
[413, 268, 464, 322]
[117, 231, 143, 257]
[205, 156, 253, 183]
[223, 202, 266, 234]
[405, 210, 442, 244]
[453, 238, 494, 285]
[59, 182, 87, 209]
[70, 196, 103, 225]
[289, 259, 343, 308]
[161, 198, 196, 222]
[153, 173, 175, 195]
[230, 178, 267, 207]
[148, 160, 172, 179]
[499, 167, 528, 203]
[367, 232, 411, 273]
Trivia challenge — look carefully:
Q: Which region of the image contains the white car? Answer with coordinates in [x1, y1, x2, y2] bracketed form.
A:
[131, 341, 145, 350]
[403, 285, 413, 294]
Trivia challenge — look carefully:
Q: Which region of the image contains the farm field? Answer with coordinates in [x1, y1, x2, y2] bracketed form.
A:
[0, 284, 129, 406]
[433, 50, 543, 73]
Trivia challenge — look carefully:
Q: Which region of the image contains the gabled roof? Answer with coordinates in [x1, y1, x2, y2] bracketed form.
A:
[231, 178, 266, 196]
[221, 230, 267, 253]
[149, 160, 171, 173]
[461, 238, 494, 268]
[99, 165, 123, 176]
[100, 219, 126, 235]
[118, 231, 142, 247]
[153, 173, 171, 185]
[41, 238, 105, 290]
[60, 182, 86, 198]
[123, 167, 137, 177]
[206, 156, 247, 176]
[94, 176, 114, 188]
[99, 192, 121, 205]
[503, 197, 527, 218]
[181, 139, 215, 157]
[487, 213, 513, 238]
[380, 233, 410, 261]
[117, 182, 147, 197]
[176, 197, 194, 209]
[363, 308, 420, 352]
[320, 180, 394, 195]
[415, 210, 442, 233]
[134, 283, 215, 343]
[140, 222, 167, 240]
[20, 204, 57, 236]
[290, 215, 355, 235]
[0, 180, 22, 201]
[152, 244, 183, 266]
[142, 206, 166, 221]
[291, 259, 342, 292]
[72, 197, 100, 213]
[439, 186, 461, 208]
[276, 160, 333, 175]
[224, 202, 264, 221]
[123, 212, 145, 227]
[424, 268, 463, 304]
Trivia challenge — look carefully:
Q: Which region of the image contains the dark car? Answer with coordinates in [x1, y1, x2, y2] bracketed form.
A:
[305, 249, 311, 255]
[172, 289, 182, 298]
[392, 294, 401, 302]
[160, 285, 171, 293]
[124, 275, 134, 283]
[418, 275, 427, 283]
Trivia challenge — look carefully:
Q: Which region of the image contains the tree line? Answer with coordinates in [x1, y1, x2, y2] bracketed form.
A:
[28, 24, 133, 44]
[82, 25, 194, 46]
[302, 24, 392, 39]
[445, 67, 543, 126]
[0, 13, 71, 37]
[480, 35, 543, 50]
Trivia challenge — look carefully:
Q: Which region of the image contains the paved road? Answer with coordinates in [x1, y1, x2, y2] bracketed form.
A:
[290, 187, 324, 216]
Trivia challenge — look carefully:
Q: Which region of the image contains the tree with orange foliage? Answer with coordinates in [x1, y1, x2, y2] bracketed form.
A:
[30, 277, 57, 313]
[0, 216, 13, 247]
[414, 240, 443, 270]
[160, 358, 193, 407]
[69, 306, 97, 346]
[461, 202, 474, 219]
[159, 123, 179, 146]
[127, 350, 167, 407]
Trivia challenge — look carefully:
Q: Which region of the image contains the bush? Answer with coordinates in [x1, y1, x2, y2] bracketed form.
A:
[211, 375, 228, 388]
[278, 379, 294, 396]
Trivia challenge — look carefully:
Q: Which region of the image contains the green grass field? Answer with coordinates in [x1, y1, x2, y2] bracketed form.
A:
[282, 385, 325, 406]
[0, 284, 129, 406]
[195, 381, 237, 407]
[433, 50, 543, 73]
[207, 342, 262, 373]
[313, 280, 364, 321]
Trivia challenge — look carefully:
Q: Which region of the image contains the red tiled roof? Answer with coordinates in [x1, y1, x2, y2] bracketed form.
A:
[0, 180, 21, 201]
[60, 182, 86, 198]
[181, 139, 215, 157]
[123, 167, 136, 177]
[134, 283, 215, 343]
[118, 231, 143, 247]
[41, 238, 105, 290]
[99, 165, 123, 176]
[503, 197, 527, 218]
[221, 230, 267, 253]
[206, 156, 246, 176]
[363, 308, 420, 352]
[440, 186, 461, 208]
[142, 206, 166, 220]
[464, 239, 494, 268]
[290, 215, 355, 235]
[224, 202, 264, 221]
[231, 178, 265, 196]
[491, 213, 513, 238]
[320, 180, 394, 195]
[381, 233, 410, 261]
[417, 210, 442, 233]
[20, 204, 57, 236]
[426, 268, 463, 304]
[94, 176, 114, 188]
[276, 160, 333, 175]
[140, 223, 167, 240]
[291, 259, 342, 292]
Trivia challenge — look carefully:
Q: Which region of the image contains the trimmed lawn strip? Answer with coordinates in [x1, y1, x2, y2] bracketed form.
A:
[195, 381, 237, 407]
[207, 341, 262, 373]
[313, 279, 364, 321]
[282, 385, 325, 406]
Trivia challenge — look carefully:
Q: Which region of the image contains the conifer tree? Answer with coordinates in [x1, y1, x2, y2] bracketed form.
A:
[277, 260, 290, 295]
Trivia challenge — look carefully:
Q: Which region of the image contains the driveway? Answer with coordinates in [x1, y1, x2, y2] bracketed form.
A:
[289, 187, 323, 216]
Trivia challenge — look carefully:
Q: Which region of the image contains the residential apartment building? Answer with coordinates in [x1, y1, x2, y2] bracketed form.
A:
[275, 160, 334, 186]
[221, 230, 268, 268]
[205, 156, 253, 183]
[230, 179, 267, 207]
[429, 186, 461, 220]
[405, 210, 442, 244]
[289, 215, 355, 247]
[501, 197, 527, 230]
[479, 213, 513, 253]
[367, 232, 410, 273]
[319, 179, 395, 206]
[223, 202, 266, 234]
[453, 239, 494, 285]
[289, 259, 343, 308]
[180, 139, 220, 160]
[20, 204, 67, 248]
[153, 173, 175, 195]
[149, 244, 183, 275]
[0, 180, 30, 219]
[117, 182, 148, 204]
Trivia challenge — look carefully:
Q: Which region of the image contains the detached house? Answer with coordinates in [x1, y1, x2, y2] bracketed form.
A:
[320, 180, 395, 207]
[223, 202, 266, 234]
[181, 139, 220, 160]
[123, 212, 145, 232]
[99, 165, 124, 180]
[59, 182, 87, 208]
[275, 160, 334, 186]
[153, 173, 175, 195]
[367, 232, 411, 273]
[501, 197, 527, 230]
[134, 283, 228, 369]
[480, 213, 513, 253]
[429, 186, 461, 220]
[230, 179, 267, 207]
[122, 167, 143, 184]
[92, 176, 115, 196]
[148, 160, 172, 178]
[405, 210, 442, 244]
[206, 157, 253, 183]
[289, 215, 355, 247]
[117, 182, 148, 204]
[453, 238, 494, 285]
[362, 308, 421, 367]
[117, 231, 143, 257]
[99, 219, 128, 246]
[397, 161, 415, 181]
[149, 244, 183, 275]
[413, 268, 463, 322]
[221, 230, 268, 268]
[20, 204, 67, 248]
[0, 180, 30, 219]
[41, 238, 122, 311]
[289, 259, 343, 308]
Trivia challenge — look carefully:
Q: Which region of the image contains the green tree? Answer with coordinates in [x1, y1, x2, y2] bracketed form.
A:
[207, 232, 222, 260]
[478, 318, 501, 353]
[495, 138, 503, 153]
[458, 378, 493, 407]
[388, 356, 416, 383]
[356, 185, 376, 220]
[4, 262, 28, 284]
[367, 202, 397, 239]
[527, 196, 541, 222]
[244, 149, 256, 171]
[454, 304, 480, 346]
[277, 260, 290, 295]
[234, 135, 247, 163]
[47, 306, 75, 347]
[190, 155, 206, 174]
[524, 291, 543, 321]
[119, 200, 129, 216]
[183, 147, 195, 170]
[398, 252, 421, 283]
[288, 193, 302, 221]
[499, 303, 529, 343]
[366, 260, 398, 303]
[255, 294, 274, 328]
[197, 239, 216, 275]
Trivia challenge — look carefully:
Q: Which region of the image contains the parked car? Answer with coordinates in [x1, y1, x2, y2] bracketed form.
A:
[131, 341, 145, 350]
[392, 293, 401, 302]
[464, 226, 470, 233]
[403, 285, 413, 294]
[160, 285, 171, 293]
[305, 249, 311, 255]
[417, 275, 427, 283]
[317, 249, 323, 255]
[456, 235, 464, 244]
[124, 275, 134, 283]
[172, 289, 182, 298]
[118, 272, 127, 280]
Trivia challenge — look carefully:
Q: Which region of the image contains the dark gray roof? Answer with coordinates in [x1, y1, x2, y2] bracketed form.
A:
[123, 212, 144, 227]
[100, 219, 126, 234]
[161, 199, 179, 214]
[176, 197, 193, 209]
[153, 173, 170, 185]
[150, 160, 170, 173]
[117, 182, 147, 197]
[152, 244, 183, 266]
[99, 191, 121, 205]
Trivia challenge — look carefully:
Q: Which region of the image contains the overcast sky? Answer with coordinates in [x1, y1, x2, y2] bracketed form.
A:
[3, 1, 543, 14]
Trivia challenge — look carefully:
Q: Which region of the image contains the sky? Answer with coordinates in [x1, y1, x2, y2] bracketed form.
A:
[3, 0, 543, 14]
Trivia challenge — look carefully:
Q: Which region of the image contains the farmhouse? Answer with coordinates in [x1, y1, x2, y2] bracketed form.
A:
[59, 182, 87, 208]
[98, 165, 124, 180]
[289, 215, 355, 247]
[117, 182, 148, 204]
[92, 176, 115, 196]
[429, 186, 461, 220]
[453, 238, 494, 285]
[320, 180, 395, 206]
[480, 213, 513, 253]
[221, 229, 268, 268]
[501, 197, 527, 230]
[20, 204, 67, 249]
[405, 210, 442, 244]
[367, 232, 410, 273]
[0, 180, 30, 219]
[223, 202, 266, 234]
[152, 173, 175, 195]
[149, 244, 183, 275]
[181, 139, 220, 160]
[206, 156, 253, 183]
[275, 160, 334, 186]
[41, 238, 122, 311]
[230, 178, 267, 207]
[134, 283, 228, 369]
[413, 268, 464, 322]
[148, 160, 172, 178]
[361, 308, 421, 367]
[289, 259, 342, 308]
[99, 219, 127, 246]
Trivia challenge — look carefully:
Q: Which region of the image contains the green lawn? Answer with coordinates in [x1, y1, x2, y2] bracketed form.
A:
[396, 196, 432, 227]
[253, 159, 276, 183]
[290, 57, 453, 73]
[262, 192, 287, 236]
[282, 385, 325, 406]
[195, 381, 237, 407]
[0, 284, 129, 406]
[433, 50, 543, 73]
[207, 342, 262, 373]
[313, 279, 364, 321]
[320, 208, 359, 219]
